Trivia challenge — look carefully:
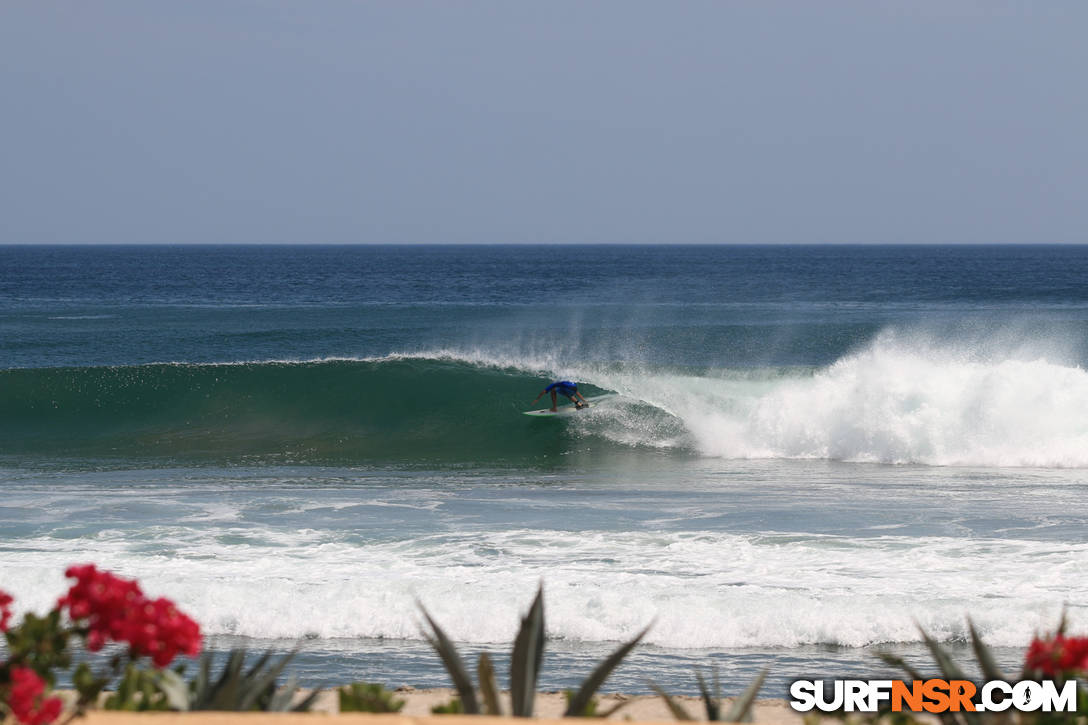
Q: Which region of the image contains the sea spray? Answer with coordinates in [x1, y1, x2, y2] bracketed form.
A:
[5, 336, 1088, 467]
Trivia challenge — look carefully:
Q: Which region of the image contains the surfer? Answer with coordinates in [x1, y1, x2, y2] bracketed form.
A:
[533, 380, 588, 412]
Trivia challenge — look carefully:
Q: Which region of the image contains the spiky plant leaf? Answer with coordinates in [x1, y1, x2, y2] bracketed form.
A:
[191, 652, 211, 707]
[879, 644, 974, 725]
[649, 681, 695, 721]
[293, 690, 324, 713]
[874, 651, 927, 683]
[510, 586, 546, 717]
[918, 626, 970, 682]
[722, 668, 766, 723]
[478, 652, 502, 716]
[266, 673, 299, 712]
[243, 651, 273, 682]
[597, 699, 632, 718]
[564, 690, 598, 718]
[198, 650, 245, 710]
[418, 603, 480, 714]
[187, 648, 317, 712]
[695, 668, 721, 721]
[105, 664, 138, 710]
[967, 619, 1006, 682]
[237, 650, 296, 711]
[879, 651, 963, 725]
[564, 622, 651, 718]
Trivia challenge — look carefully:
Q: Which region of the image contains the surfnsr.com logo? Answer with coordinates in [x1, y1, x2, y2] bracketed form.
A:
[790, 679, 1079, 713]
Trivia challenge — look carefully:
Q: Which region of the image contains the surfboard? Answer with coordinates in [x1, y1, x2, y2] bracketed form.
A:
[523, 394, 614, 417]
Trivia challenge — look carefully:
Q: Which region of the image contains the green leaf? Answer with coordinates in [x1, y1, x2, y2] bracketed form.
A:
[478, 652, 503, 716]
[874, 651, 927, 683]
[966, 618, 1006, 682]
[237, 650, 296, 711]
[563, 622, 651, 718]
[510, 585, 546, 717]
[200, 650, 245, 710]
[291, 686, 324, 713]
[596, 699, 632, 719]
[563, 690, 598, 718]
[338, 682, 403, 713]
[187, 648, 311, 712]
[419, 602, 480, 714]
[431, 697, 465, 714]
[1056, 607, 1068, 636]
[695, 668, 720, 721]
[722, 668, 766, 723]
[156, 668, 191, 711]
[917, 625, 970, 682]
[649, 681, 695, 721]
[191, 652, 211, 707]
[917, 625, 981, 725]
[267, 673, 299, 712]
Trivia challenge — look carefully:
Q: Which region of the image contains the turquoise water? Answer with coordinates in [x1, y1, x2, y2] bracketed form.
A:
[2, 244, 1088, 694]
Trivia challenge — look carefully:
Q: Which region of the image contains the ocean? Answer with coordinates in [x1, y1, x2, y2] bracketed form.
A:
[2, 244, 1086, 697]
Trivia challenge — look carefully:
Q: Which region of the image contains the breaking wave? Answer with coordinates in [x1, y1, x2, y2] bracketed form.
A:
[4, 331, 1088, 468]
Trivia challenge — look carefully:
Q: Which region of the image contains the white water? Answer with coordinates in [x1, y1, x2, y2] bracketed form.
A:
[1, 525, 1079, 649]
[3, 331, 1086, 670]
[401, 331, 1088, 468]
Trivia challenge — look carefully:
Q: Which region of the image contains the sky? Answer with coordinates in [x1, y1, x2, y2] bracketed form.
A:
[1, 1, 1085, 244]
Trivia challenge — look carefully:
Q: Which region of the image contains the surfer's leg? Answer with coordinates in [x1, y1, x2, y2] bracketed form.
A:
[550, 390, 558, 412]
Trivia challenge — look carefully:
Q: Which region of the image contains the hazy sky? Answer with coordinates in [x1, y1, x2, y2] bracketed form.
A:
[1, 2, 1085, 244]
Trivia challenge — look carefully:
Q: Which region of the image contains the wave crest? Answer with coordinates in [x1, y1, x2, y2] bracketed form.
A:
[5, 333, 1088, 468]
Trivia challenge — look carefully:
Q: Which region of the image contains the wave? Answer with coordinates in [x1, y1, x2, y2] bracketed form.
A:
[573, 332, 1088, 467]
[4, 332, 1088, 467]
[0, 356, 592, 465]
[1, 527, 1078, 649]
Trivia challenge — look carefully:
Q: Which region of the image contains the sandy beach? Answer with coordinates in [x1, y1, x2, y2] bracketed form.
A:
[76, 690, 806, 725]
[365, 689, 802, 724]
[261, 688, 800, 724]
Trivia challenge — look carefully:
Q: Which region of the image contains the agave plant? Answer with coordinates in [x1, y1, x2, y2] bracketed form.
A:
[98, 648, 321, 712]
[651, 667, 767, 722]
[562, 689, 631, 719]
[874, 616, 1087, 725]
[186, 648, 322, 712]
[420, 585, 651, 717]
[99, 663, 189, 711]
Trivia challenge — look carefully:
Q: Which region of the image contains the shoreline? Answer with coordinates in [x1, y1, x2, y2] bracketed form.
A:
[69, 689, 805, 724]
[381, 689, 804, 723]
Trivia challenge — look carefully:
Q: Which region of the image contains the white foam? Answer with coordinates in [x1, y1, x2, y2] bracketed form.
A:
[1, 527, 1081, 649]
[550, 334, 1088, 468]
[80, 336, 1088, 468]
[311, 338, 1088, 468]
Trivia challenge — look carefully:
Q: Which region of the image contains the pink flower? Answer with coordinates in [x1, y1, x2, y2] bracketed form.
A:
[127, 597, 202, 668]
[56, 565, 144, 648]
[0, 589, 13, 632]
[6, 667, 63, 725]
[57, 564, 201, 667]
[1024, 634, 1088, 677]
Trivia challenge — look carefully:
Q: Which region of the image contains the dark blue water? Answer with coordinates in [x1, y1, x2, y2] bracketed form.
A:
[2, 244, 1086, 693]
[5, 244, 1088, 369]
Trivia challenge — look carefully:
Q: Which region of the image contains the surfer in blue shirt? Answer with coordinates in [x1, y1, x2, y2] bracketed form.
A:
[533, 380, 588, 412]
